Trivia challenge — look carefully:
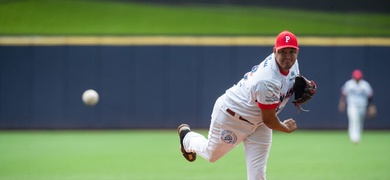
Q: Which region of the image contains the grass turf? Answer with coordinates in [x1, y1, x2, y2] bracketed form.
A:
[0, 1, 389, 179]
[0, 0, 389, 36]
[0, 130, 389, 180]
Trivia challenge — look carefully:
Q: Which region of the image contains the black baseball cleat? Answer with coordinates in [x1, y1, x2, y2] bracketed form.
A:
[177, 124, 197, 162]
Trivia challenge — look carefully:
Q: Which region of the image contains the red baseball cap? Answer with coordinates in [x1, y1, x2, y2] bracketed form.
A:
[352, 69, 363, 80]
[275, 30, 299, 50]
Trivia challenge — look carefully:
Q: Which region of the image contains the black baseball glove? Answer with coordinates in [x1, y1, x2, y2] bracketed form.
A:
[292, 74, 317, 112]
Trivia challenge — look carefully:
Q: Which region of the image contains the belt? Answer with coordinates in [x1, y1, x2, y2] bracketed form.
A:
[226, 108, 252, 124]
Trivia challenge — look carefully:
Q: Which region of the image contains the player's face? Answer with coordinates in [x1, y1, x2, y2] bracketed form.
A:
[274, 48, 298, 73]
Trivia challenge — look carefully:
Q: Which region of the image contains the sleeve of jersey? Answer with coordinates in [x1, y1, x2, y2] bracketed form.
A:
[256, 80, 280, 110]
[341, 82, 351, 96]
[341, 85, 346, 96]
[366, 82, 374, 97]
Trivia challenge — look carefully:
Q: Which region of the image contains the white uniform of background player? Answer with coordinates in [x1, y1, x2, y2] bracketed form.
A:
[180, 31, 301, 180]
[339, 69, 375, 143]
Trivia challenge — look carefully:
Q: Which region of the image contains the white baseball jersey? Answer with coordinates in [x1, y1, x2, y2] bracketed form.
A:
[342, 79, 373, 107]
[224, 53, 299, 124]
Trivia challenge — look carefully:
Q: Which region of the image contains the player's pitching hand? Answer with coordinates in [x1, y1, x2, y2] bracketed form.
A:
[283, 119, 297, 133]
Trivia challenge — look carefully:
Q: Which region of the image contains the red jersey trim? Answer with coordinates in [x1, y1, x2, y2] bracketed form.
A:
[279, 68, 289, 76]
[258, 102, 280, 110]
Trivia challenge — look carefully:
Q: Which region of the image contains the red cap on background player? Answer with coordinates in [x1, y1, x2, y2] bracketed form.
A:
[352, 69, 363, 80]
[275, 30, 299, 50]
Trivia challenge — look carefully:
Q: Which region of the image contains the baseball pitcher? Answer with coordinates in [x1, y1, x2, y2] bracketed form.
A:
[178, 30, 316, 180]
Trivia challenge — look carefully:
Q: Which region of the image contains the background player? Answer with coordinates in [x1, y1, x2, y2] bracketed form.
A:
[339, 69, 376, 144]
[178, 30, 316, 180]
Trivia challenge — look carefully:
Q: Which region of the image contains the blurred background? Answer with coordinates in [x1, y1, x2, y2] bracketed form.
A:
[0, 0, 389, 130]
[0, 1, 390, 180]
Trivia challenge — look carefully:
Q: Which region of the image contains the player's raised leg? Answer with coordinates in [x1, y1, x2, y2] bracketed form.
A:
[183, 114, 237, 162]
[178, 124, 197, 162]
[179, 96, 250, 162]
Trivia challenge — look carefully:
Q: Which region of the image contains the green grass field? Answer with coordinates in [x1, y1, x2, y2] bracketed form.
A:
[0, 130, 389, 180]
[0, 0, 389, 36]
[0, 1, 389, 180]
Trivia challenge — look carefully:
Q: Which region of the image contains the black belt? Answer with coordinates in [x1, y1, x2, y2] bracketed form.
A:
[226, 109, 252, 124]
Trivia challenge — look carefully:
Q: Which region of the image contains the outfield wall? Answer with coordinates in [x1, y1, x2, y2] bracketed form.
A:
[0, 37, 389, 129]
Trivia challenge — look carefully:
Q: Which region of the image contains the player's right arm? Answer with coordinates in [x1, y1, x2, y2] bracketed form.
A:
[338, 83, 347, 112]
[261, 108, 297, 133]
[255, 78, 296, 133]
[338, 94, 347, 112]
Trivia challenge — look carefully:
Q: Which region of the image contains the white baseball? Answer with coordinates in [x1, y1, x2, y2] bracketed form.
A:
[82, 89, 99, 106]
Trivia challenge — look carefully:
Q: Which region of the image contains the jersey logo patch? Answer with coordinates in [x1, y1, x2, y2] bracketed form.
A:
[221, 130, 237, 144]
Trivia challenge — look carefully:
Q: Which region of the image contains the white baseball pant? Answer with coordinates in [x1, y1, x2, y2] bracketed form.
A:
[183, 95, 272, 180]
[347, 105, 366, 143]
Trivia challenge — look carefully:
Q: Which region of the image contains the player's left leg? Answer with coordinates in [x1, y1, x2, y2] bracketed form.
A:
[347, 105, 364, 143]
[357, 106, 367, 142]
[243, 124, 272, 180]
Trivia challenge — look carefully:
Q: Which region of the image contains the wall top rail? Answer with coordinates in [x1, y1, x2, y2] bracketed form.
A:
[1, 36, 390, 46]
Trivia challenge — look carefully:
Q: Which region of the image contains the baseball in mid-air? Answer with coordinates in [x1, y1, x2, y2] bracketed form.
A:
[82, 89, 99, 106]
